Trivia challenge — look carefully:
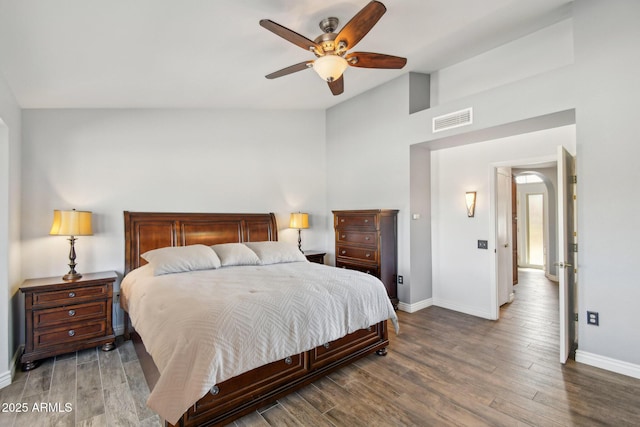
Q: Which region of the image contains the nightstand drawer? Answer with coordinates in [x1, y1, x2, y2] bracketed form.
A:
[32, 284, 108, 307]
[34, 320, 108, 349]
[336, 230, 377, 246]
[34, 301, 108, 328]
[336, 245, 378, 263]
[335, 213, 377, 230]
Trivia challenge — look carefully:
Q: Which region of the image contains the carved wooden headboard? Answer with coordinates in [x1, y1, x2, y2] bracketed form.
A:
[123, 211, 278, 274]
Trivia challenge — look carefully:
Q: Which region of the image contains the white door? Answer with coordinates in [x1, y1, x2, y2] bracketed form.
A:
[497, 167, 513, 306]
[558, 146, 577, 364]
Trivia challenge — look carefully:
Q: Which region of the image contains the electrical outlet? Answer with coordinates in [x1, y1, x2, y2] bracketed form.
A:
[397, 275, 403, 284]
[587, 311, 599, 326]
[478, 240, 488, 249]
[114, 292, 120, 304]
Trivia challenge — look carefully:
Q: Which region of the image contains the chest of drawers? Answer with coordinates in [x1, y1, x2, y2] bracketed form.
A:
[20, 271, 117, 370]
[333, 210, 398, 308]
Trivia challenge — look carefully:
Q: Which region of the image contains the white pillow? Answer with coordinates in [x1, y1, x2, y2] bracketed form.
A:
[141, 244, 221, 276]
[243, 241, 307, 265]
[211, 243, 260, 267]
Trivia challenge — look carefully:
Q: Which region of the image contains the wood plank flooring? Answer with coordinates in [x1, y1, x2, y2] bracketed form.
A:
[1, 268, 639, 426]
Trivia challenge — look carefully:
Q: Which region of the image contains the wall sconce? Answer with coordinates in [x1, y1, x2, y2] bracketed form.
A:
[50, 209, 93, 280]
[465, 192, 477, 217]
[289, 212, 309, 253]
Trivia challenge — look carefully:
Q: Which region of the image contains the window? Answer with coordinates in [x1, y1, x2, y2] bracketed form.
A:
[515, 174, 543, 184]
[527, 193, 544, 266]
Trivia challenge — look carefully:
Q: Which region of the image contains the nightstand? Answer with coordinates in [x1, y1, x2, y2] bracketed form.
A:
[20, 271, 117, 371]
[304, 250, 326, 264]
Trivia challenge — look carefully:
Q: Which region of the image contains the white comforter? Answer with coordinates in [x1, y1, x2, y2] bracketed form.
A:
[121, 261, 398, 424]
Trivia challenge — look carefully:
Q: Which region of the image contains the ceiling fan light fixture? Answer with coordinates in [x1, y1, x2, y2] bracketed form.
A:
[313, 55, 348, 82]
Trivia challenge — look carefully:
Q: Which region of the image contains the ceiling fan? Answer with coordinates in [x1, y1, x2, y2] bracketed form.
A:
[260, 0, 407, 96]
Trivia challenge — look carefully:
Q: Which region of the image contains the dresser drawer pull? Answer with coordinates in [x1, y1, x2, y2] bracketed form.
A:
[364, 219, 369, 223]
[340, 219, 345, 222]
[323, 342, 330, 349]
[68, 292, 76, 298]
[365, 253, 371, 258]
[68, 330, 75, 337]
[68, 310, 76, 317]
[210, 385, 220, 396]
[284, 356, 293, 365]
[366, 270, 371, 274]
[341, 250, 346, 255]
[341, 234, 346, 238]
[365, 236, 370, 240]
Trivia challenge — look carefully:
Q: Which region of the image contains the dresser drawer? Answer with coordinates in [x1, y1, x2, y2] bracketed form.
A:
[34, 320, 108, 349]
[336, 245, 378, 263]
[310, 324, 382, 369]
[336, 260, 379, 277]
[32, 284, 109, 307]
[335, 213, 377, 230]
[336, 230, 377, 246]
[34, 301, 108, 328]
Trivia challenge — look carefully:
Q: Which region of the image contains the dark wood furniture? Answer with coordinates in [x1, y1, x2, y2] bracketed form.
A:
[304, 250, 326, 264]
[20, 271, 117, 371]
[333, 209, 399, 309]
[122, 211, 389, 427]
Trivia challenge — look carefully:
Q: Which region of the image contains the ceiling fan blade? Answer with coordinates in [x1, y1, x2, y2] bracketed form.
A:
[335, 1, 386, 51]
[328, 75, 344, 96]
[346, 52, 407, 69]
[260, 19, 321, 52]
[265, 61, 313, 79]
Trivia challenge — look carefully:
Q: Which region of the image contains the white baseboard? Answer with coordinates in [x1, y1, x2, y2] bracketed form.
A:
[397, 298, 432, 313]
[433, 298, 494, 320]
[0, 369, 11, 388]
[575, 350, 640, 380]
[0, 345, 23, 388]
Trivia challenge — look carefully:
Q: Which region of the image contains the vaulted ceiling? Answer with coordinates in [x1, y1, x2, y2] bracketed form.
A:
[0, 0, 572, 110]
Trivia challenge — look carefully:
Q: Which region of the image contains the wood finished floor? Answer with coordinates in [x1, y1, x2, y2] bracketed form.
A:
[2, 268, 639, 426]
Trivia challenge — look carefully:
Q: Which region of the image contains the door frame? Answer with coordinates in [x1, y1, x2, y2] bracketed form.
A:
[489, 154, 556, 319]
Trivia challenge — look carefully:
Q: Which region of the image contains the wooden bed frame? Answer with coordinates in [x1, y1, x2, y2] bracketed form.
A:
[123, 211, 390, 427]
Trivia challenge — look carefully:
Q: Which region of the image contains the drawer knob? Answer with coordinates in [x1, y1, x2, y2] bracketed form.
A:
[284, 356, 293, 365]
[68, 330, 75, 337]
[323, 342, 330, 349]
[364, 219, 369, 223]
[68, 292, 76, 298]
[365, 253, 371, 258]
[365, 236, 370, 240]
[341, 234, 346, 238]
[341, 250, 346, 255]
[366, 270, 371, 274]
[340, 219, 345, 222]
[68, 310, 76, 317]
[210, 385, 220, 396]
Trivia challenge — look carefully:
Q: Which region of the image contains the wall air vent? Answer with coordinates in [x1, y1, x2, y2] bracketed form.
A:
[432, 107, 473, 133]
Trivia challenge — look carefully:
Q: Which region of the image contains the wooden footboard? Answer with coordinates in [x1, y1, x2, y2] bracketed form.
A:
[131, 320, 389, 427]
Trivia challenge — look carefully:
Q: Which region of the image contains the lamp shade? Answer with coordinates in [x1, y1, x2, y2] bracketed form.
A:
[50, 210, 93, 236]
[312, 55, 348, 82]
[289, 212, 309, 229]
[465, 192, 477, 217]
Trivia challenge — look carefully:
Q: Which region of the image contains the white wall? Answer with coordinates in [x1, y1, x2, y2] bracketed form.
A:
[431, 18, 574, 106]
[430, 127, 575, 318]
[20, 108, 327, 337]
[573, 0, 640, 368]
[0, 72, 21, 386]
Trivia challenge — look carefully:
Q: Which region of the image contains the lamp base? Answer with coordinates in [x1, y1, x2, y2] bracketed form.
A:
[63, 272, 82, 281]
